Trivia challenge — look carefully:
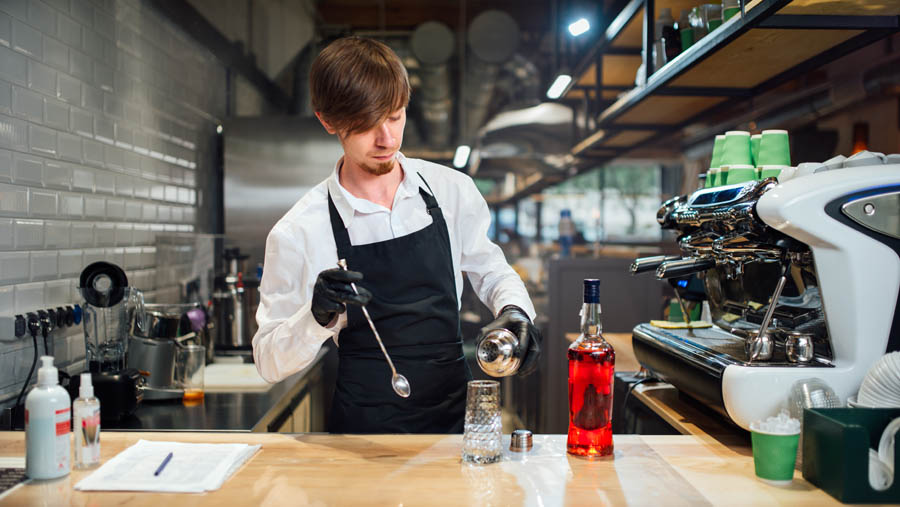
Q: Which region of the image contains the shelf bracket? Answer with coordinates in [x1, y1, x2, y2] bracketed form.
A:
[643, 0, 655, 78]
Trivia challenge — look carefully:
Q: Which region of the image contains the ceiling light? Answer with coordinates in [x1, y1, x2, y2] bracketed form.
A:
[216, 125, 223, 134]
[453, 145, 471, 168]
[546, 74, 573, 99]
[568, 18, 590, 37]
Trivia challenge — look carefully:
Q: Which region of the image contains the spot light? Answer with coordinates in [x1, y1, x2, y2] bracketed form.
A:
[216, 125, 223, 134]
[568, 18, 590, 37]
[453, 145, 471, 168]
[546, 74, 573, 99]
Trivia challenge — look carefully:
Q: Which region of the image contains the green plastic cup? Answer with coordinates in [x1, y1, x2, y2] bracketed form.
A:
[723, 7, 740, 20]
[718, 165, 730, 185]
[708, 18, 723, 31]
[705, 167, 719, 187]
[727, 164, 755, 184]
[751, 429, 799, 485]
[722, 131, 752, 167]
[757, 129, 791, 166]
[710, 134, 726, 169]
[759, 165, 785, 180]
[750, 134, 761, 167]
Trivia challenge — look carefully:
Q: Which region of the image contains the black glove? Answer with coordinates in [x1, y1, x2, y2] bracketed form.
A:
[311, 268, 373, 327]
[475, 305, 542, 377]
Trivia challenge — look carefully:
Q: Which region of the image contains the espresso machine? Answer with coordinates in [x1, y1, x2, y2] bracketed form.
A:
[630, 163, 900, 430]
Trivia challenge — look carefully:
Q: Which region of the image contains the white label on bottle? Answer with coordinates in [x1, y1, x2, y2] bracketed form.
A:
[55, 408, 70, 472]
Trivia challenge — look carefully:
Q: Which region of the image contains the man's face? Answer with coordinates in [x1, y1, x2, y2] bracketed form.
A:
[321, 108, 406, 176]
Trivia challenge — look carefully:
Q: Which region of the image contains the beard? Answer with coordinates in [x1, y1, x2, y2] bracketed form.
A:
[361, 159, 395, 176]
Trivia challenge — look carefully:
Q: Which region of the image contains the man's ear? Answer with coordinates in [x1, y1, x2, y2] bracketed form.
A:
[315, 112, 337, 135]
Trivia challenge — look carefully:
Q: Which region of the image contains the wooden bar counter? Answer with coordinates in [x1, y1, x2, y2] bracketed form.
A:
[0, 431, 839, 505]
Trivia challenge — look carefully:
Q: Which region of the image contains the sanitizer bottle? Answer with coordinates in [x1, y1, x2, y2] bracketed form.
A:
[73, 373, 101, 468]
[25, 356, 71, 480]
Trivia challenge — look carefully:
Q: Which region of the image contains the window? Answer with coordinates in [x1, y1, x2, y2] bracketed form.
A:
[537, 164, 663, 243]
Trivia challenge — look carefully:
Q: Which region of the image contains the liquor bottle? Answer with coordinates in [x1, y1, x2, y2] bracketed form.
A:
[567, 279, 615, 457]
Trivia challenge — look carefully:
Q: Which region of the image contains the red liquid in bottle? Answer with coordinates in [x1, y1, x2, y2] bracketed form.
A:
[567, 338, 615, 457]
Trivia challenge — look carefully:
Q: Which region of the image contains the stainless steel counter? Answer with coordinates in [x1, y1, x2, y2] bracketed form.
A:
[106, 346, 333, 432]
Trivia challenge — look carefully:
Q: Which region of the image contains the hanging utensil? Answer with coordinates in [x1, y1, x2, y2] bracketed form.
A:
[337, 259, 411, 398]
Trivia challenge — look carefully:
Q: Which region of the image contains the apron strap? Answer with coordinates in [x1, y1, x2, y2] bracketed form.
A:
[417, 174, 443, 220]
[327, 192, 352, 256]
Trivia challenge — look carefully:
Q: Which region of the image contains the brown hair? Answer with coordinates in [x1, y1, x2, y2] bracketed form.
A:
[310, 37, 410, 135]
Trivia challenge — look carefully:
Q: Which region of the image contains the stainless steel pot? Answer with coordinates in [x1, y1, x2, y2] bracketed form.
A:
[128, 303, 209, 400]
[134, 304, 189, 338]
[127, 335, 179, 390]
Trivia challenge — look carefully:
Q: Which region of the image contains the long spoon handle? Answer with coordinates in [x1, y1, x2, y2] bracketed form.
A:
[337, 259, 398, 375]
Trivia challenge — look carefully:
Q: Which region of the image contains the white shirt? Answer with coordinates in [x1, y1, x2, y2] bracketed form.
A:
[252, 153, 536, 383]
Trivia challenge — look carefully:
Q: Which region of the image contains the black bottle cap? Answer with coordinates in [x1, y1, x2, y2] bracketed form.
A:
[583, 279, 601, 303]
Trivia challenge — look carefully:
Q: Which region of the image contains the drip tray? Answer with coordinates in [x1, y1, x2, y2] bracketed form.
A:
[634, 323, 833, 368]
[632, 323, 833, 416]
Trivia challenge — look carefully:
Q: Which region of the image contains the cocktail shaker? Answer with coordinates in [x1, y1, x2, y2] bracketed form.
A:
[476, 328, 521, 377]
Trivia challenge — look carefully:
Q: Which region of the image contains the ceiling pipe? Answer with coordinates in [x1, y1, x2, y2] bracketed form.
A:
[463, 10, 520, 142]
[411, 21, 456, 148]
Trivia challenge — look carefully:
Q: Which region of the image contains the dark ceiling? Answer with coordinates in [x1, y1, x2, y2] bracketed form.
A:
[316, 0, 560, 33]
[311, 0, 618, 174]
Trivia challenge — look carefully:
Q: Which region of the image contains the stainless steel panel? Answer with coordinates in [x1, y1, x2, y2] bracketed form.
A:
[223, 116, 343, 270]
[842, 190, 900, 240]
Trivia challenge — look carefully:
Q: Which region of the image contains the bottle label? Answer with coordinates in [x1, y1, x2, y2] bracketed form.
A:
[77, 407, 101, 465]
[55, 408, 70, 472]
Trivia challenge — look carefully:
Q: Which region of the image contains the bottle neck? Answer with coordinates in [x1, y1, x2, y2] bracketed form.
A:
[580, 302, 603, 338]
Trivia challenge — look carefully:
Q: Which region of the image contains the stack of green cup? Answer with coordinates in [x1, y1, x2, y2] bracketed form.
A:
[723, 131, 752, 164]
[706, 134, 726, 187]
[757, 129, 791, 180]
[750, 134, 762, 167]
[727, 164, 756, 184]
[707, 167, 720, 187]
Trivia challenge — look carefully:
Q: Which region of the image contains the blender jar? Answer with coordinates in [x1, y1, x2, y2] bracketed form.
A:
[79, 262, 145, 373]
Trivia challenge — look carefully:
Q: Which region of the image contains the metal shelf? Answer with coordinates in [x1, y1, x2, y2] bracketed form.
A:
[565, 0, 900, 160]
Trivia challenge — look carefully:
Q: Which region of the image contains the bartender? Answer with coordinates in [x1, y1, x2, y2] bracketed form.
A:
[252, 36, 541, 434]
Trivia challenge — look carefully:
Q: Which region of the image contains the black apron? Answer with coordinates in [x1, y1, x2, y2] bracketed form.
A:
[327, 174, 471, 433]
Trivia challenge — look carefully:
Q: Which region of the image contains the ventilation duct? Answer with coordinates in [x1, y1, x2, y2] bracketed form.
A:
[463, 10, 520, 142]
[473, 102, 574, 177]
[411, 21, 456, 147]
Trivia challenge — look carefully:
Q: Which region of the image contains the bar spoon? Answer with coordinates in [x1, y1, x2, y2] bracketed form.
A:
[337, 259, 411, 398]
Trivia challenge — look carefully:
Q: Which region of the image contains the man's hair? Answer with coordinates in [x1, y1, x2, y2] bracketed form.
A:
[310, 37, 410, 135]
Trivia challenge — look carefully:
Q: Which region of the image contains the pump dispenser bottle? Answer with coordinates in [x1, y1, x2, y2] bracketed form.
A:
[25, 356, 71, 479]
[74, 372, 101, 468]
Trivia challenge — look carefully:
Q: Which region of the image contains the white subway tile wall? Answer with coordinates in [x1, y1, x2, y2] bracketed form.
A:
[0, 0, 224, 403]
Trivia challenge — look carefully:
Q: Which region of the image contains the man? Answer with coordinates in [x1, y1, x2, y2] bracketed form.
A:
[253, 36, 541, 434]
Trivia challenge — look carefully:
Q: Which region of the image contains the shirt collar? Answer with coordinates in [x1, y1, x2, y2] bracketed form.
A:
[326, 152, 429, 228]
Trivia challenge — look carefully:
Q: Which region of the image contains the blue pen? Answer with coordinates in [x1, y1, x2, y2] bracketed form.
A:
[154, 452, 173, 476]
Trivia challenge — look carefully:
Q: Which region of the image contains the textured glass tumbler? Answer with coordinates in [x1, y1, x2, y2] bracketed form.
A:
[462, 380, 502, 464]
